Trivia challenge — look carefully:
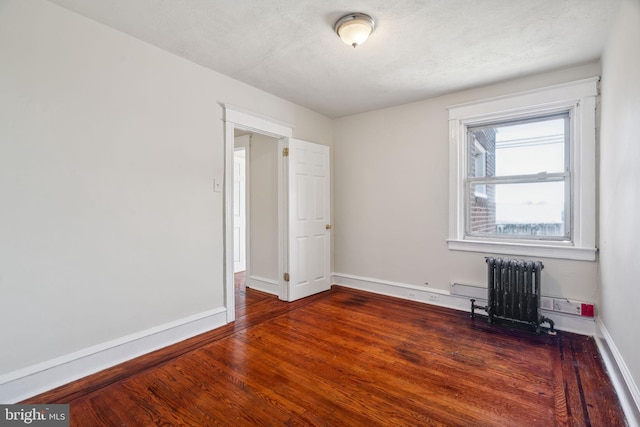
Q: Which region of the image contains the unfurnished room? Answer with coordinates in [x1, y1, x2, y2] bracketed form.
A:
[1, 0, 639, 425]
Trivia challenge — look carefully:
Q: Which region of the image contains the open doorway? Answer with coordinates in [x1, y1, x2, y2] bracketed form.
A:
[224, 107, 293, 323]
[233, 131, 280, 295]
[224, 105, 332, 324]
[233, 131, 282, 316]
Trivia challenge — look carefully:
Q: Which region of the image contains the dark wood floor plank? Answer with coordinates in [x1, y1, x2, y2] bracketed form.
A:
[569, 334, 627, 427]
[558, 334, 591, 426]
[24, 277, 626, 426]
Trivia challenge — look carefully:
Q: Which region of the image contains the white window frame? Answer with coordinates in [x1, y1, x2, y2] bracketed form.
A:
[447, 77, 598, 261]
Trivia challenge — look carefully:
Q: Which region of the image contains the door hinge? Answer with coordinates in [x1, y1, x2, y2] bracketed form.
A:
[283, 272, 290, 282]
[282, 147, 289, 157]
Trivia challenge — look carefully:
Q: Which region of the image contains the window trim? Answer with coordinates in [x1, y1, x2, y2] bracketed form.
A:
[447, 77, 598, 261]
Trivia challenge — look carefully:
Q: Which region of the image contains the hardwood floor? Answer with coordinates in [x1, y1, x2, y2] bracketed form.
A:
[26, 274, 626, 426]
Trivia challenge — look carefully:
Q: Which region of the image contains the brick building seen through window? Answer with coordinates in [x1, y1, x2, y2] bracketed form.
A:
[466, 115, 568, 240]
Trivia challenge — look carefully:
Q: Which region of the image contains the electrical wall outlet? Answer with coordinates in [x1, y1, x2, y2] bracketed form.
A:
[553, 299, 582, 315]
[428, 294, 439, 301]
[407, 291, 416, 298]
[551, 298, 595, 316]
[541, 297, 554, 311]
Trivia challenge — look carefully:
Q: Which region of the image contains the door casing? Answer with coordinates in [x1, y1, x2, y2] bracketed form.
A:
[223, 105, 294, 322]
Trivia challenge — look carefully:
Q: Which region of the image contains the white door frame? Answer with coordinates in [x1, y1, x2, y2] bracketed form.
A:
[223, 105, 293, 322]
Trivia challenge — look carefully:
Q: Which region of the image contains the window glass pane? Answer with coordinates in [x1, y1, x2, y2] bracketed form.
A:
[469, 115, 567, 178]
[468, 181, 567, 238]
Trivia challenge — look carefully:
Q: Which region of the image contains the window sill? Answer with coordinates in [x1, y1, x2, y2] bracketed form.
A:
[447, 239, 597, 261]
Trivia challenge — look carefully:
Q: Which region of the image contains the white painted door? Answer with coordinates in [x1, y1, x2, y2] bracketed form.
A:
[233, 149, 246, 273]
[287, 138, 331, 301]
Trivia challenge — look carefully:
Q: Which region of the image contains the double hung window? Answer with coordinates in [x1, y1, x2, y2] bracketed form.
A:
[466, 113, 570, 241]
[447, 78, 598, 261]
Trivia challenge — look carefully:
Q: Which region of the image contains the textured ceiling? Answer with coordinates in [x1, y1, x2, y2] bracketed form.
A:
[47, 0, 620, 118]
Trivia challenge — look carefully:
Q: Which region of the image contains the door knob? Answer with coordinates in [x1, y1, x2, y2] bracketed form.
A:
[325, 224, 332, 230]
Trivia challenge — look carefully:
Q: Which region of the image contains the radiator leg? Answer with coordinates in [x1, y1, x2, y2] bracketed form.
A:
[470, 299, 487, 318]
[541, 316, 556, 335]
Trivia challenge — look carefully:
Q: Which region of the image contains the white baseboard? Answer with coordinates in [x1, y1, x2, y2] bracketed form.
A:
[0, 307, 228, 404]
[595, 318, 640, 427]
[248, 275, 279, 295]
[332, 272, 596, 335]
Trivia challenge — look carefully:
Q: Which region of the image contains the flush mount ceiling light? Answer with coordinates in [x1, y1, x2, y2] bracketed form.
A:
[334, 13, 376, 48]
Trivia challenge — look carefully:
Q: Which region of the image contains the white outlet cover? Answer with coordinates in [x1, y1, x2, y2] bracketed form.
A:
[541, 297, 554, 310]
[553, 298, 582, 314]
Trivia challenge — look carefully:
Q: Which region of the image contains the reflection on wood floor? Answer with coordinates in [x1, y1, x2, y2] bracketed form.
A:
[26, 272, 626, 426]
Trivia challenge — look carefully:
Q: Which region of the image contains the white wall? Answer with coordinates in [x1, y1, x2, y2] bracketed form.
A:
[0, 0, 332, 379]
[333, 62, 602, 303]
[249, 133, 279, 283]
[599, 0, 640, 411]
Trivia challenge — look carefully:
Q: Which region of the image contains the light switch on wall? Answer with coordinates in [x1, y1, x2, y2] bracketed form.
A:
[213, 177, 222, 192]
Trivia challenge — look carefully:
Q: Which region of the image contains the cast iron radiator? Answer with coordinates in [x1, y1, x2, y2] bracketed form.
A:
[471, 257, 555, 334]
